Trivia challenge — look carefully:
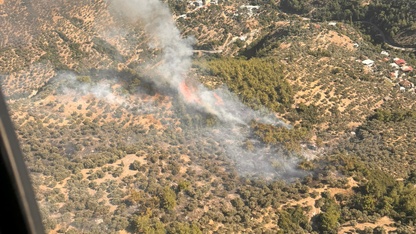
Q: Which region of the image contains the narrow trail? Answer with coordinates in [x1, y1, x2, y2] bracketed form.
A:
[193, 49, 223, 54]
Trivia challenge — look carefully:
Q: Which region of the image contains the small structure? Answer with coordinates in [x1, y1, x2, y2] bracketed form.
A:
[362, 59, 374, 67]
[390, 63, 400, 69]
[381, 51, 389, 56]
[192, 1, 201, 7]
[192, 0, 203, 7]
[398, 80, 414, 89]
[394, 58, 406, 65]
[401, 66, 413, 72]
[328, 22, 337, 26]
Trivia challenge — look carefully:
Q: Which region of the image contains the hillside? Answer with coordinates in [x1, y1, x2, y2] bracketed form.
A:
[280, 0, 416, 48]
[1, 0, 416, 233]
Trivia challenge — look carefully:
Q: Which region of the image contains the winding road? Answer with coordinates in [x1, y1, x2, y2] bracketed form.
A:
[359, 21, 416, 52]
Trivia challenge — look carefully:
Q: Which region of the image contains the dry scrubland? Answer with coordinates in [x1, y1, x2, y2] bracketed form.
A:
[1, 0, 416, 233]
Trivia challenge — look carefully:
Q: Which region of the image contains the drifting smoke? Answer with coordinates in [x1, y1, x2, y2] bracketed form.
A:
[107, 0, 302, 179]
[109, 0, 194, 89]
[57, 73, 125, 105]
[109, 0, 288, 125]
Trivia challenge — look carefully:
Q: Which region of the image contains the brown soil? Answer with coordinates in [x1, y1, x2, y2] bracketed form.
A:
[338, 216, 396, 233]
[282, 177, 358, 219]
[52, 154, 147, 215]
[279, 42, 291, 49]
[315, 30, 356, 51]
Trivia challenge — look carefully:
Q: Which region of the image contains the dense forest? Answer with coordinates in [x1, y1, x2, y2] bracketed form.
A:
[280, 0, 416, 45]
[207, 58, 293, 112]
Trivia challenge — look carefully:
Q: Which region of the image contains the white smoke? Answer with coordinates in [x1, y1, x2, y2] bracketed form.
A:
[57, 73, 124, 104]
[108, 0, 301, 179]
[108, 0, 194, 88]
[109, 0, 290, 127]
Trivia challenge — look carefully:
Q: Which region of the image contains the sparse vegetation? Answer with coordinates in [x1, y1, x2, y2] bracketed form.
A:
[2, 0, 416, 233]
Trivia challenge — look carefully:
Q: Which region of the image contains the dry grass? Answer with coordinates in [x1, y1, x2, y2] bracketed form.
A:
[282, 177, 358, 220]
[338, 216, 396, 233]
[316, 30, 357, 51]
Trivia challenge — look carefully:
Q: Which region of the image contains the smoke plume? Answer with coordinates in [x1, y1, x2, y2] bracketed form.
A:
[109, 0, 193, 89]
[58, 73, 125, 105]
[108, 0, 301, 179]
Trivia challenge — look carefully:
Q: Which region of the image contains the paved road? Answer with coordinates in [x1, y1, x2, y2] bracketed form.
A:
[359, 21, 416, 52]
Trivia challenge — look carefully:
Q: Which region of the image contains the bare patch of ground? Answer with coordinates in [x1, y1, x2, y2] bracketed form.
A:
[282, 177, 358, 219]
[338, 216, 396, 234]
[279, 42, 291, 49]
[316, 30, 356, 51]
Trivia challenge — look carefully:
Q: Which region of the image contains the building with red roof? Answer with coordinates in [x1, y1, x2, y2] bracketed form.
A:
[401, 66, 413, 72]
[394, 59, 406, 66]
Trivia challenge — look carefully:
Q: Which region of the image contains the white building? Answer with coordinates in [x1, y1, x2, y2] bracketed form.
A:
[362, 59, 374, 67]
[381, 51, 389, 56]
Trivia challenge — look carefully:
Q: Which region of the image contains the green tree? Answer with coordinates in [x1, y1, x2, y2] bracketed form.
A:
[168, 221, 202, 234]
[277, 205, 310, 233]
[160, 186, 176, 211]
[135, 214, 166, 234]
[315, 195, 341, 233]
